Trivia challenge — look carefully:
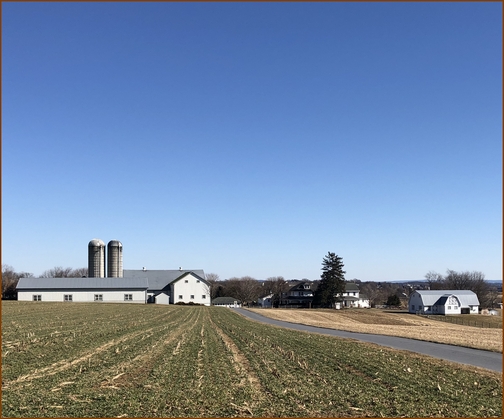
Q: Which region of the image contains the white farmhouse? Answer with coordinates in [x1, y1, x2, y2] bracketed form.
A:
[408, 290, 479, 315]
[339, 283, 370, 308]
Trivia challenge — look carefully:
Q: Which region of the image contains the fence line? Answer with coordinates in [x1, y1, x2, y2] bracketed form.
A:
[421, 314, 501, 329]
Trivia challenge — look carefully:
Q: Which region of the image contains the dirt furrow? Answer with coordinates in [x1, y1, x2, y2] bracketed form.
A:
[209, 318, 263, 393]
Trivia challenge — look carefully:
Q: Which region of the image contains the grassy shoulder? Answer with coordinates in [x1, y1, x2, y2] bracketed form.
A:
[1, 302, 502, 417]
[246, 308, 503, 353]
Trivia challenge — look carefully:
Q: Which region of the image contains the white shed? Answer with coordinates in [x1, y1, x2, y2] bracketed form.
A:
[408, 290, 479, 315]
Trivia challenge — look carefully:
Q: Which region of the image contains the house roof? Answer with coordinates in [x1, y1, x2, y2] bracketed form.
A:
[413, 290, 479, 306]
[123, 269, 206, 291]
[16, 277, 149, 290]
[212, 297, 240, 305]
[345, 282, 360, 291]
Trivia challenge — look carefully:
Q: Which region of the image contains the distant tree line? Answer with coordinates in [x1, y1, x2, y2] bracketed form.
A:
[206, 274, 288, 307]
[425, 269, 499, 309]
[2, 265, 88, 300]
[4, 263, 499, 309]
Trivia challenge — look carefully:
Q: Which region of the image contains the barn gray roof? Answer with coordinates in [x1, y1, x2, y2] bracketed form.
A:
[414, 290, 479, 306]
[123, 269, 206, 291]
[17, 277, 149, 290]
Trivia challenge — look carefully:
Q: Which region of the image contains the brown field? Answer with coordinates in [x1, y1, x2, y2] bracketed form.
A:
[247, 308, 503, 352]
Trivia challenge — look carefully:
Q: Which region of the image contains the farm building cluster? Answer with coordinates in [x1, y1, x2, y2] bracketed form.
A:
[15, 239, 482, 315]
[16, 239, 211, 306]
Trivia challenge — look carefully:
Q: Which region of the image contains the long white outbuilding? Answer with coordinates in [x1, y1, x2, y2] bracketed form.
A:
[16, 269, 211, 305]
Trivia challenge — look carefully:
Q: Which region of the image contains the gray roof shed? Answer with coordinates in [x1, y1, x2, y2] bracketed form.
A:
[16, 277, 149, 290]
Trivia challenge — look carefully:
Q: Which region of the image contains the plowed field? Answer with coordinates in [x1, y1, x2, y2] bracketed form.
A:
[2, 302, 502, 417]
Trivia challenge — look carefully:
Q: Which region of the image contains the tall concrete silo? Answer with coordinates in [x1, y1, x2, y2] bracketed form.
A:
[88, 239, 106, 278]
[107, 240, 123, 277]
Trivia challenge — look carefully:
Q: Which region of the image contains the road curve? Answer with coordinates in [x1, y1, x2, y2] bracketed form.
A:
[232, 308, 502, 373]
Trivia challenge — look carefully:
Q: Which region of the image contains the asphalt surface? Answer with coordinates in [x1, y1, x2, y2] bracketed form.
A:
[233, 308, 502, 373]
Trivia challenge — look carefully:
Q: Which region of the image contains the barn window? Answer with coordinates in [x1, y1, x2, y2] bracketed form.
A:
[412, 305, 415, 310]
[124, 294, 133, 301]
[64, 295, 73, 302]
[190, 295, 194, 299]
[447, 306, 451, 310]
[196, 280, 200, 283]
[185, 280, 189, 283]
[202, 295, 206, 299]
[178, 295, 183, 299]
[94, 294, 103, 301]
[32, 295, 41, 301]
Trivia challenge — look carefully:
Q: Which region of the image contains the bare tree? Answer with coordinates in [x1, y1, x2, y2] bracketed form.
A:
[71, 267, 89, 277]
[263, 276, 288, 307]
[205, 273, 220, 299]
[40, 267, 88, 278]
[486, 286, 501, 309]
[424, 269, 491, 308]
[2, 265, 34, 299]
[224, 276, 262, 306]
[424, 271, 444, 290]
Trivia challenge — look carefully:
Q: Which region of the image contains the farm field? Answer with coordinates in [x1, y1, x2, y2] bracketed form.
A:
[1, 302, 502, 418]
[247, 308, 503, 352]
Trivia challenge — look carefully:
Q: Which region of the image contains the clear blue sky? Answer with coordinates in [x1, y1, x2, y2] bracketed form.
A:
[2, 2, 502, 281]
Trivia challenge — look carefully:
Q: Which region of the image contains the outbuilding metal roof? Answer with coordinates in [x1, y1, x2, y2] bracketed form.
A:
[16, 277, 149, 290]
[413, 290, 479, 306]
[212, 297, 241, 305]
[123, 269, 206, 291]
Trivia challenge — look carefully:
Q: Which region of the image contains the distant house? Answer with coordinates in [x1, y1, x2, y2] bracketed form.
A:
[258, 293, 273, 308]
[16, 269, 211, 306]
[338, 283, 370, 308]
[277, 281, 370, 309]
[212, 297, 241, 308]
[280, 281, 315, 307]
[408, 290, 479, 315]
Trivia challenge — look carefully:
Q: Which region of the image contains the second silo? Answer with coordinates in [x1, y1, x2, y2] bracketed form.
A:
[88, 239, 106, 278]
[107, 240, 123, 277]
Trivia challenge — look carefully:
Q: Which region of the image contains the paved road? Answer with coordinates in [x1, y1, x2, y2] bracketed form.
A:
[233, 308, 502, 373]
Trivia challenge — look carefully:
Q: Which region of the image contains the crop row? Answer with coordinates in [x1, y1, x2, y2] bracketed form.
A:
[1, 303, 502, 417]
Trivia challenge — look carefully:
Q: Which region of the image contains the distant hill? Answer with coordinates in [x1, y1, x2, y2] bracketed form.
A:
[377, 279, 502, 284]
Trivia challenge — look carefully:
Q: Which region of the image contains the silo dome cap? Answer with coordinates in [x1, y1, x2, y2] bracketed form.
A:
[107, 240, 123, 247]
[89, 239, 105, 246]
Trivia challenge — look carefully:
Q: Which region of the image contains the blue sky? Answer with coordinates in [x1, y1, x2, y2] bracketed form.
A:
[2, 2, 502, 281]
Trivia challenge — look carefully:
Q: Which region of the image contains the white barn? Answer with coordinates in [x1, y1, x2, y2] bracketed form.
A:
[123, 269, 210, 306]
[408, 290, 479, 315]
[16, 277, 149, 303]
[16, 269, 211, 306]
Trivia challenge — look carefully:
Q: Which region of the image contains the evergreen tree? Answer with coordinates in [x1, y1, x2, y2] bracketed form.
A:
[386, 294, 401, 307]
[314, 252, 346, 308]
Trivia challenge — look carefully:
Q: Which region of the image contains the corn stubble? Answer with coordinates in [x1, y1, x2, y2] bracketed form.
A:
[2, 302, 502, 417]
